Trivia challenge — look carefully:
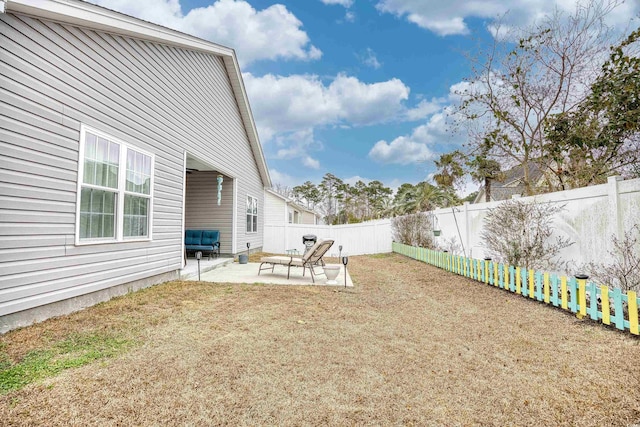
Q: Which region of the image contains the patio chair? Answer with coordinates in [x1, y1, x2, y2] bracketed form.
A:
[258, 239, 334, 283]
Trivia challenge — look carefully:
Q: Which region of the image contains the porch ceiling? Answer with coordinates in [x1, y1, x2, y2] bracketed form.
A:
[186, 155, 219, 173]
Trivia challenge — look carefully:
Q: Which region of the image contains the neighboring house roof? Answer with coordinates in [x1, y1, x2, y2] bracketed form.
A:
[4, 0, 271, 188]
[265, 189, 319, 218]
[265, 188, 289, 202]
[473, 162, 546, 203]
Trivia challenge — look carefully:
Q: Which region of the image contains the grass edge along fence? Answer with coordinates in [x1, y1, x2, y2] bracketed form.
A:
[392, 242, 640, 336]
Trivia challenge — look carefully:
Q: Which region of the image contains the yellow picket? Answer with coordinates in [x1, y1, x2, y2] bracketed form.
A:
[578, 279, 587, 317]
[601, 285, 610, 325]
[561, 277, 568, 309]
[528, 269, 535, 299]
[505, 264, 510, 291]
[494, 262, 499, 287]
[629, 291, 639, 335]
[516, 267, 521, 294]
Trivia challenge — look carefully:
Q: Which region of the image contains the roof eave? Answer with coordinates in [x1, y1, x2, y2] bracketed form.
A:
[6, 0, 272, 187]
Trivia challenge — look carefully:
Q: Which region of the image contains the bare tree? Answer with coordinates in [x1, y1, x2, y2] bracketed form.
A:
[455, 0, 623, 194]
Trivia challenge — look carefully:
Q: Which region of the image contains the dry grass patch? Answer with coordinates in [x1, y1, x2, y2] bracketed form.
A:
[1, 253, 639, 426]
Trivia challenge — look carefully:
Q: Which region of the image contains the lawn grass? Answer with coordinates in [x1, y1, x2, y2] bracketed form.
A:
[0, 333, 135, 394]
[1, 253, 639, 426]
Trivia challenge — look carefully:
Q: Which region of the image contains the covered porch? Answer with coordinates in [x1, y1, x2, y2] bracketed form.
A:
[182, 153, 236, 273]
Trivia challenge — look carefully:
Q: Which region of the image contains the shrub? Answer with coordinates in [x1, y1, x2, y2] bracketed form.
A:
[438, 236, 462, 255]
[480, 199, 573, 271]
[583, 225, 640, 292]
[392, 213, 436, 248]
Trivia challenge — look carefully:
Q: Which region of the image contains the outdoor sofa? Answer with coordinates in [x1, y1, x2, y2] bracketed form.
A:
[184, 229, 220, 260]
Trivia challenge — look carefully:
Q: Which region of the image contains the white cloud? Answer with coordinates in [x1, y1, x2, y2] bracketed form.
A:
[344, 176, 372, 185]
[369, 134, 435, 165]
[269, 169, 297, 188]
[321, 0, 354, 7]
[376, 0, 639, 36]
[302, 156, 321, 169]
[344, 11, 356, 22]
[368, 80, 471, 165]
[359, 48, 382, 69]
[244, 72, 411, 139]
[89, 0, 321, 66]
[405, 98, 444, 121]
[272, 128, 322, 169]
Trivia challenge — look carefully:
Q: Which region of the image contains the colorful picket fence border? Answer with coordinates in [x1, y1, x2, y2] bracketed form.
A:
[392, 242, 640, 336]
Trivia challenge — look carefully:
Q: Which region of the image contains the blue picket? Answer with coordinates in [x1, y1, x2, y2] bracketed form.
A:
[509, 266, 515, 292]
[569, 277, 578, 313]
[551, 275, 559, 307]
[535, 271, 543, 301]
[521, 269, 529, 297]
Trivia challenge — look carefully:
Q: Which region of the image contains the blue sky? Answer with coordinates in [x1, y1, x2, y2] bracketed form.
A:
[90, 0, 639, 194]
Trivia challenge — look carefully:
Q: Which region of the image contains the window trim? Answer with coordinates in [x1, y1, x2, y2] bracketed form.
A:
[246, 194, 258, 234]
[75, 125, 154, 245]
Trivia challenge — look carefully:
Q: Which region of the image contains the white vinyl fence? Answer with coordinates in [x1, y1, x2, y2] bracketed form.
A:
[263, 219, 392, 256]
[262, 176, 639, 267]
[431, 176, 640, 267]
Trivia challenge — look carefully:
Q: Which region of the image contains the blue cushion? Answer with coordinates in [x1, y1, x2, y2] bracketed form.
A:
[185, 244, 214, 251]
[201, 230, 219, 246]
[185, 229, 202, 246]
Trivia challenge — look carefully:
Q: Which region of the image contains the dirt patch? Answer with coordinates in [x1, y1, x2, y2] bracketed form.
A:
[1, 253, 639, 426]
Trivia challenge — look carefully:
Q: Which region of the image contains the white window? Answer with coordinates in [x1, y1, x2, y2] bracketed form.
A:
[246, 195, 258, 233]
[76, 126, 153, 244]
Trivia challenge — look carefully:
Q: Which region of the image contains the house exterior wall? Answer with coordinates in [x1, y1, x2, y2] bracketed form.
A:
[300, 210, 317, 225]
[0, 12, 265, 327]
[264, 191, 286, 226]
[287, 206, 300, 224]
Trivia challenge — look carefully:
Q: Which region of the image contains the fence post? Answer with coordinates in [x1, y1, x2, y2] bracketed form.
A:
[607, 176, 624, 243]
[463, 201, 470, 258]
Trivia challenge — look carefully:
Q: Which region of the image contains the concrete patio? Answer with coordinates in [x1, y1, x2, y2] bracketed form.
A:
[187, 261, 354, 287]
[180, 257, 234, 280]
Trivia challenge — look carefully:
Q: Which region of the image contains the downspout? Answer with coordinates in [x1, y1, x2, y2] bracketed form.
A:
[1, 0, 6, 14]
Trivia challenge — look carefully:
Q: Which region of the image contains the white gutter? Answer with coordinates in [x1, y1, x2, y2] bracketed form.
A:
[1, 0, 7, 13]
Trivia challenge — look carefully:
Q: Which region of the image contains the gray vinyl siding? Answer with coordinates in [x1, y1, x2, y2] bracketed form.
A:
[0, 12, 265, 317]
